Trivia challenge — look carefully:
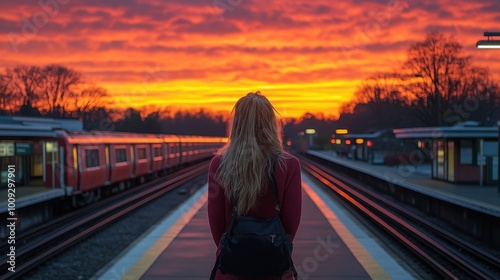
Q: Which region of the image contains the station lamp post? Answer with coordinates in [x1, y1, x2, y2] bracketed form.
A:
[305, 128, 316, 147]
[476, 32, 500, 49]
[476, 31, 500, 190]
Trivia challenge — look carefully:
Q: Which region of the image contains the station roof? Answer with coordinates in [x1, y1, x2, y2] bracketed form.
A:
[336, 129, 391, 139]
[0, 116, 83, 137]
[394, 122, 498, 139]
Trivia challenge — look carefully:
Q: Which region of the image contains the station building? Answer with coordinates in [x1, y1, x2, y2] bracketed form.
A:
[331, 129, 399, 164]
[393, 122, 498, 186]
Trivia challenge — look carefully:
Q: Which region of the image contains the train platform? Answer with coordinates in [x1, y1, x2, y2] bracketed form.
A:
[93, 174, 416, 280]
[0, 186, 65, 214]
[308, 150, 500, 218]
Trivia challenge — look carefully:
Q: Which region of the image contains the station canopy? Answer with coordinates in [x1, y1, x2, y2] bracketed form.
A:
[393, 122, 498, 139]
[0, 116, 83, 137]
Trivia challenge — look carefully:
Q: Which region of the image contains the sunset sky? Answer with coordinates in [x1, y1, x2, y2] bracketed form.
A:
[1, 0, 499, 118]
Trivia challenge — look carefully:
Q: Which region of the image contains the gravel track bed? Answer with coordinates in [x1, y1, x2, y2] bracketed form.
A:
[23, 174, 208, 280]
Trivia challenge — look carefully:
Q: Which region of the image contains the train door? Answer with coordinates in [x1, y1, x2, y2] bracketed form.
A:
[434, 140, 445, 180]
[44, 141, 60, 188]
[28, 142, 43, 186]
[164, 143, 172, 169]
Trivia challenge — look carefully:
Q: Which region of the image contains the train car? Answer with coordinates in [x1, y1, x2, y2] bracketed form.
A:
[47, 131, 226, 206]
[164, 135, 182, 169]
[178, 135, 225, 163]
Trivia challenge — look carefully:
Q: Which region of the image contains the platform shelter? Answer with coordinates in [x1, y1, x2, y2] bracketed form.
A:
[394, 122, 498, 187]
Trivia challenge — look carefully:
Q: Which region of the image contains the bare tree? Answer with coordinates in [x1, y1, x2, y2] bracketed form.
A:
[72, 84, 109, 123]
[5, 65, 43, 112]
[0, 73, 16, 114]
[39, 64, 81, 117]
[403, 32, 497, 126]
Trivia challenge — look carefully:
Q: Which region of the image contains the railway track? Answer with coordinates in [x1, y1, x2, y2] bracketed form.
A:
[299, 155, 500, 280]
[0, 161, 209, 280]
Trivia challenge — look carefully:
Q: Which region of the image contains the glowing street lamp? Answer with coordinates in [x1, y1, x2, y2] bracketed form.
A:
[335, 128, 348, 135]
[476, 32, 500, 49]
[305, 128, 316, 146]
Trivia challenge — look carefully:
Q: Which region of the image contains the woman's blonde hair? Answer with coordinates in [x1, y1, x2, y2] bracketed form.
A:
[217, 91, 286, 215]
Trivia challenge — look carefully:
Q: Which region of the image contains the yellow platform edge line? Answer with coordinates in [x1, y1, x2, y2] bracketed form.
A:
[120, 192, 208, 280]
[302, 182, 391, 279]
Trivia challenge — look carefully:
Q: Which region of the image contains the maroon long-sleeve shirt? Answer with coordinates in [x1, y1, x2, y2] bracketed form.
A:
[207, 152, 302, 280]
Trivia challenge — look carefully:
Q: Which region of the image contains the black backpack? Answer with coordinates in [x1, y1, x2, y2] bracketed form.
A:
[209, 164, 297, 279]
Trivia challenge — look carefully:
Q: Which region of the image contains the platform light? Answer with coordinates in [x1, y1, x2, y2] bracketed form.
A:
[305, 128, 316, 134]
[335, 139, 341, 144]
[417, 140, 427, 148]
[476, 32, 500, 49]
[45, 142, 57, 152]
[477, 40, 500, 48]
[335, 128, 348, 135]
[355, 138, 364, 144]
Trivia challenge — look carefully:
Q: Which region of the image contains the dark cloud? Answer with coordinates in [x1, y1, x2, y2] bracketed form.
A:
[315, 5, 332, 14]
[423, 24, 464, 34]
[174, 20, 241, 34]
[438, 10, 454, 19]
[99, 40, 128, 51]
[171, 18, 193, 26]
[479, 2, 500, 13]
[226, 7, 311, 29]
[71, 9, 113, 21]
[67, 39, 91, 50]
[0, 19, 21, 34]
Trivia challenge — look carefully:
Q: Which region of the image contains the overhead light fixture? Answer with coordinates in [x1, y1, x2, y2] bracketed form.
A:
[476, 32, 500, 49]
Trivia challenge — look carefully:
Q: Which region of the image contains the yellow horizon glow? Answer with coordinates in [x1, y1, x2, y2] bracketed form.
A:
[102, 79, 358, 118]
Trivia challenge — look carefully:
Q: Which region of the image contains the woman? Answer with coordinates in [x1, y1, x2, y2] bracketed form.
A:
[208, 92, 302, 280]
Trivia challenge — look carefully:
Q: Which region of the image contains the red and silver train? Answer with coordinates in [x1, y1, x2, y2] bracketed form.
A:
[45, 131, 227, 205]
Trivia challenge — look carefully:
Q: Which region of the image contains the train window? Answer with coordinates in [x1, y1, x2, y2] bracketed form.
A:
[116, 149, 127, 163]
[85, 149, 100, 168]
[137, 148, 147, 160]
[153, 147, 162, 158]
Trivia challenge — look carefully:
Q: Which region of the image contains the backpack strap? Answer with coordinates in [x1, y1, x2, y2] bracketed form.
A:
[210, 255, 220, 280]
[269, 157, 281, 214]
[270, 157, 298, 279]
